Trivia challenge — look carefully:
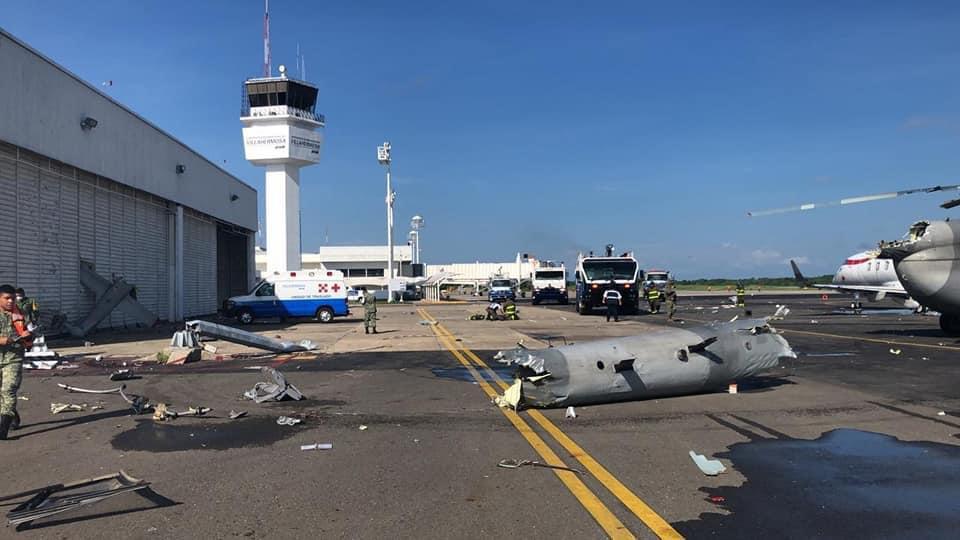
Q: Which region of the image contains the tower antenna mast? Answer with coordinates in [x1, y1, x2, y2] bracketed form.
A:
[263, 0, 271, 77]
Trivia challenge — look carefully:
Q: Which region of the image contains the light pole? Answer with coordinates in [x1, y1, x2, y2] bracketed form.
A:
[410, 215, 424, 265]
[377, 142, 395, 295]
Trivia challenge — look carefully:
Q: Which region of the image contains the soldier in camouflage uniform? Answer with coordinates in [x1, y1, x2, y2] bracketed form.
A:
[15, 288, 38, 327]
[0, 284, 30, 440]
[361, 287, 378, 334]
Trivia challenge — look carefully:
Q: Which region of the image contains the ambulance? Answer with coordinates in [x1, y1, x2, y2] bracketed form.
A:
[225, 269, 350, 324]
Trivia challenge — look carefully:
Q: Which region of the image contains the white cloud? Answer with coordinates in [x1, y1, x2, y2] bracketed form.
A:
[750, 249, 782, 263]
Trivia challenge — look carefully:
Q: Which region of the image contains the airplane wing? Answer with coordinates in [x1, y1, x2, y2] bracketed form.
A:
[808, 283, 909, 299]
[788, 259, 908, 300]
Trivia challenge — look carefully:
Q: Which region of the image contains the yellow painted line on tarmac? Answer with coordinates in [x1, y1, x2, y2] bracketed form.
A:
[677, 314, 960, 353]
[416, 308, 635, 540]
[776, 327, 960, 352]
[420, 309, 683, 540]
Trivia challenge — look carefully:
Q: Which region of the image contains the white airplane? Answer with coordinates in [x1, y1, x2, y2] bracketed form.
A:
[790, 251, 919, 311]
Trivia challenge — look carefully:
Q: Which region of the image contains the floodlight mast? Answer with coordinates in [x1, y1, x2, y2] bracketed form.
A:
[378, 142, 395, 292]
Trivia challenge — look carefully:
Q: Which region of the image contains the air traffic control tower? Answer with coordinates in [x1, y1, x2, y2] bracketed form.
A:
[241, 66, 324, 274]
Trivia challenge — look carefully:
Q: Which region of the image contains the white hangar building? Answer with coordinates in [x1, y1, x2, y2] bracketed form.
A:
[0, 29, 257, 327]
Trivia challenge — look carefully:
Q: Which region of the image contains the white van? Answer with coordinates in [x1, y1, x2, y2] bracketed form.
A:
[225, 269, 350, 324]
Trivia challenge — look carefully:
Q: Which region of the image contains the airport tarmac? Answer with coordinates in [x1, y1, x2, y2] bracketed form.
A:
[4, 294, 960, 538]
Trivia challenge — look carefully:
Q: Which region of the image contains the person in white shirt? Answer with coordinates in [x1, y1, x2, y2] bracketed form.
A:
[486, 301, 503, 321]
[602, 281, 622, 322]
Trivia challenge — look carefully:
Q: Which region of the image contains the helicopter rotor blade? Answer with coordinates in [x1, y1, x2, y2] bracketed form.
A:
[747, 184, 960, 217]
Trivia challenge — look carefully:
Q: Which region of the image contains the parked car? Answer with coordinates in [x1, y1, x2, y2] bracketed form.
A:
[347, 288, 362, 303]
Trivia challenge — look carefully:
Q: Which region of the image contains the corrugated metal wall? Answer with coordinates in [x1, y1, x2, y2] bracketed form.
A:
[0, 141, 225, 326]
[184, 211, 218, 317]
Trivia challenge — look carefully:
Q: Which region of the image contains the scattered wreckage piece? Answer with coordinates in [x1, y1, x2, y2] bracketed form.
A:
[50, 403, 86, 414]
[2, 470, 150, 528]
[497, 459, 585, 475]
[301, 443, 333, 451]
[57, 383, 150, 414]
[23, 336, 61, 369]
[244, 367, 305, 403]
[276, 416, 302, 426]
[170, 328, 200, 349]
[494, 317, 796, 408]
[109, 369, 136, 381]
[184, 320, 316, 354]
[64, 261, 158, 338]
[689, 451, 727, 476]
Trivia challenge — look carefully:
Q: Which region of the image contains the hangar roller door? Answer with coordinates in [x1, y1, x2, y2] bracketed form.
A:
[217, 226, 250, 308]
[0, 143, 170, 328]
[183, 212, 218, 317]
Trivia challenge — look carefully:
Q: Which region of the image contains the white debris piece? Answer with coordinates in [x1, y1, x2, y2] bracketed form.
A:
[301, 443, 333, 451]
[565, 406, 577, 419]
[689, 451, 727, 476]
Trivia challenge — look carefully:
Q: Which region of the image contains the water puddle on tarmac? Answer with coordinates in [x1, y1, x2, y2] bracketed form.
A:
[111, 416, 300, 452]
[675, 429, 960, 537]
[431, 366, 515, 383]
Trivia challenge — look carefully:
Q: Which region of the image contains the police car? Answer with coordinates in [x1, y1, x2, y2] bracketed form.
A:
[225, 269, 350, 324]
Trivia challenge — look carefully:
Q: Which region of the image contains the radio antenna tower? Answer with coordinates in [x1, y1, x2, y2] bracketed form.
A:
[263, 0, 271, 77]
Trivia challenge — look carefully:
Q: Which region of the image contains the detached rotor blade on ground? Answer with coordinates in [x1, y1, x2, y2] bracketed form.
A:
[747, 184, 960, 217]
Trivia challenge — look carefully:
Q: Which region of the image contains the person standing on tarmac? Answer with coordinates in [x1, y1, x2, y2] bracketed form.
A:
[736, 282, 746, 308]
[647, 286, 661, 313]
[665, 284, 678, 321]
[602, 280, 622, 322]
[15, 288, 38, 327]
[360, 287, 378, 334]
[0, 284, 31, 440]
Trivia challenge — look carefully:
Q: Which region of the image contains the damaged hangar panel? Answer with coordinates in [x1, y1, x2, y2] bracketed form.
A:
[495, 318, 796, 408]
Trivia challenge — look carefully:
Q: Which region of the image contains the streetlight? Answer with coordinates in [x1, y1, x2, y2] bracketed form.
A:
[377, 142, 395, 297]
[410, 215, 424, 265]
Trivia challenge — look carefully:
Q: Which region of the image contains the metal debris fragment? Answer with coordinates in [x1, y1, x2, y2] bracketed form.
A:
[57, 383, 150, 414]
[2, 470, 151, 528]
[565, 406, 577, 419]
[243, 367, 304, 402]
[276, 416, 302, 426]
[301, 443, 333, 451]
[50, 403, 86, 414]
[185, 320, 315, 353]
[228, 410, 247, 420]
[497, 459, 584, 475]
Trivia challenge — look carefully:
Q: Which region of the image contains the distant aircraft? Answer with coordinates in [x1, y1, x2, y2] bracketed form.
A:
[790, 253, 918, 311]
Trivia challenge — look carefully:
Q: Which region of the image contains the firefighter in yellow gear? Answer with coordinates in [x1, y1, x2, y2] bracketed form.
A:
[736, 283, 746, 308]
[647, 287, 661, 313]
[503, 299, 518, 320]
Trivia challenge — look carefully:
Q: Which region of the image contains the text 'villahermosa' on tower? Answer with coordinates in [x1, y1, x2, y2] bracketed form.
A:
[241, 65, 324, 274]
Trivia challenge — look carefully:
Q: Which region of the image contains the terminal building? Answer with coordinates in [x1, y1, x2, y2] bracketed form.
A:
[0, 29, 257, 327]
[255, 245, 414, 289]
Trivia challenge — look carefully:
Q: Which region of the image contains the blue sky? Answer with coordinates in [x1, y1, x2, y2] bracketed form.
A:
[6, 1, 960, 278]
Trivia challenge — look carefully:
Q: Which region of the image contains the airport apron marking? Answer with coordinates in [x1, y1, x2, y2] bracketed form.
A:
[417, 308, 634, 539]
[420, 308, 683, 540]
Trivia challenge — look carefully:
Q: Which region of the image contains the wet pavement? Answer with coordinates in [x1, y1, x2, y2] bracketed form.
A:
[675, 429, 960, 539]
[111, 416, 301, 452]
